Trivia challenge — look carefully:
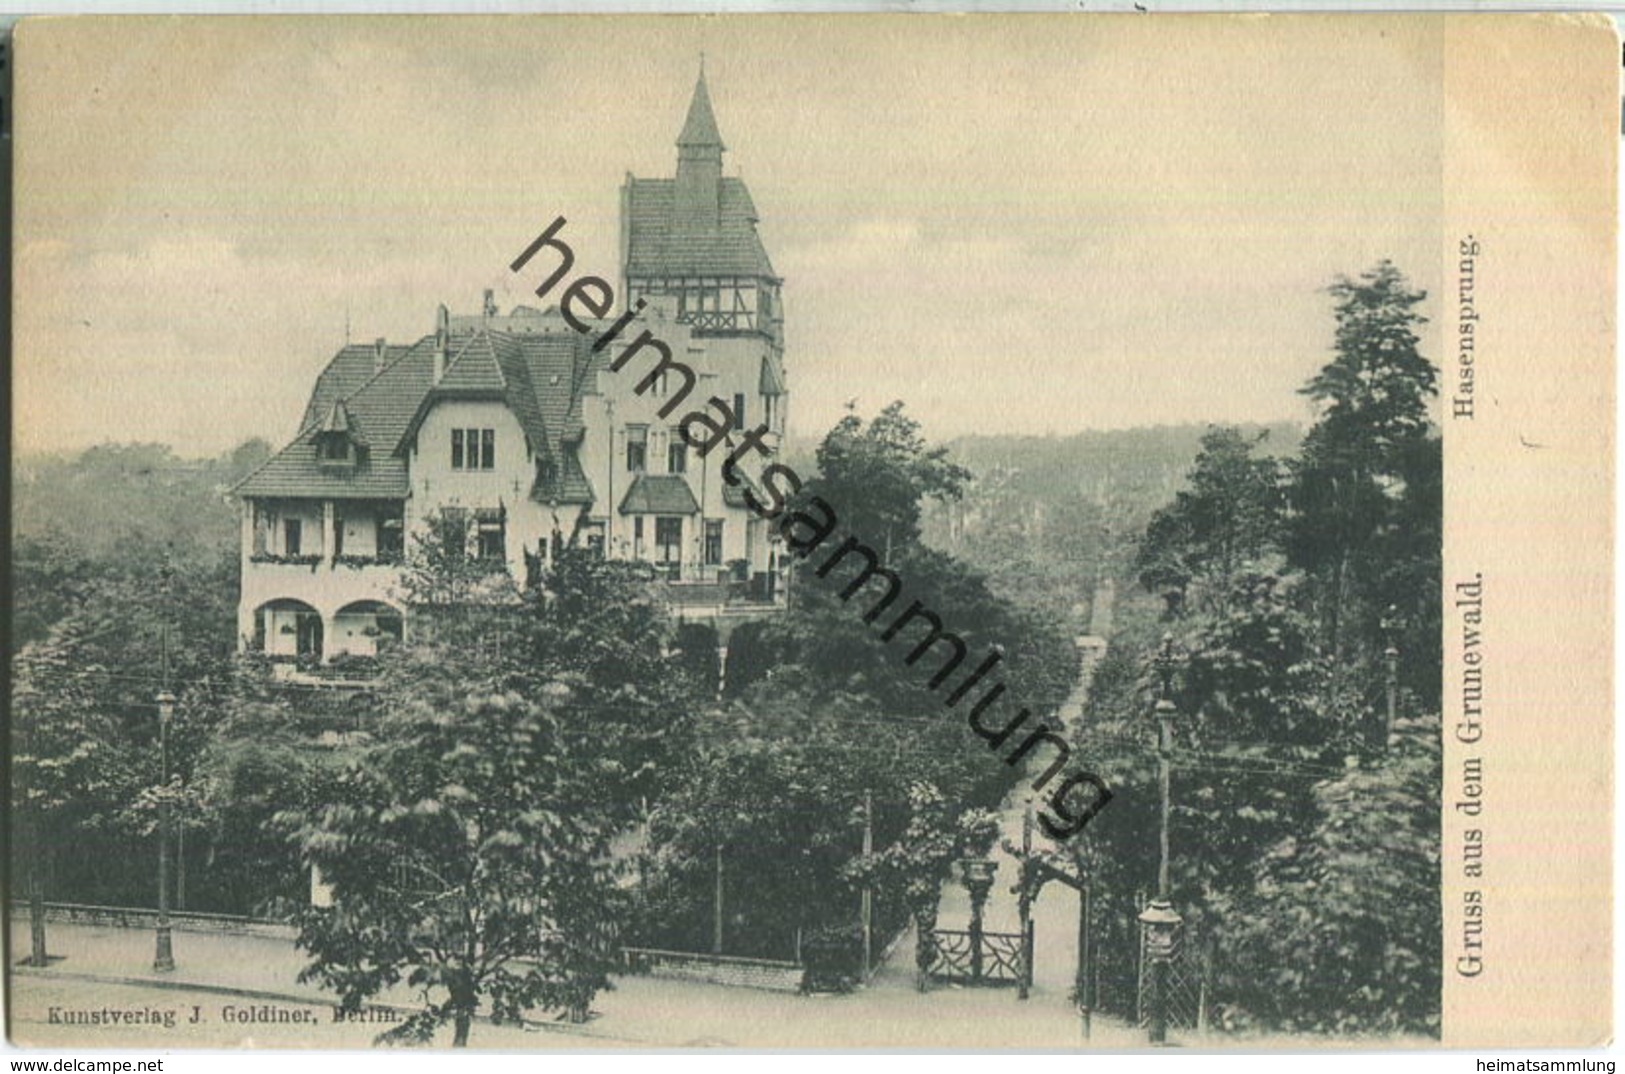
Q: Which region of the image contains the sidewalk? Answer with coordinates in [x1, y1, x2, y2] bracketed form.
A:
[9, 917, 1142, 1048]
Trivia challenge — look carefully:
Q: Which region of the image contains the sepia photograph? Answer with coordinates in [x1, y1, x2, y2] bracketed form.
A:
[6, 13, 1614, 1053]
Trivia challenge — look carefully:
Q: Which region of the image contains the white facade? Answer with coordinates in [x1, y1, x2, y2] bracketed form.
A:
[234, 73, 788, 667]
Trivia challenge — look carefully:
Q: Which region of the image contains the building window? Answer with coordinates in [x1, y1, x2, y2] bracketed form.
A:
[333, 514, 345, 557]
[378, 512, 404, 558]
[704, 519, 723, 566]
[655, 517, 683, 564]
[318, 435, 351, 462]
[667, 432, 688, 475]
[252, 508, 270, 555]
[765, 395, 778, 433]
[586, 531, 605, 558]
[626, 424, 648, 473]
[476, 509, 505, 562]
[633, 516, 645, 556]
[284, 518, 303, 556]
[732, 393, 746, 431]
[442, 507, 469, 557]
[452, 428, 495, 471]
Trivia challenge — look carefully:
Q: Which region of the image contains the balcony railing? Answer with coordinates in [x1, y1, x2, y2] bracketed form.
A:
[660, 572, 785, 610]
[249, 551, 403, 569]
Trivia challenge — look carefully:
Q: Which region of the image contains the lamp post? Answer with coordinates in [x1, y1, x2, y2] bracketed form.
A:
[959, 858, 998, 983]
[1140, 633, 1183, 1044]
[153, 690, 176, 972]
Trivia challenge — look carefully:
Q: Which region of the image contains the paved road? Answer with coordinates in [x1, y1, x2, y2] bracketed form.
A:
[8, 641, 1150, 1050]
[9, 977, 550, 1050]
[884, 650, 1101, 1004]
[7, 917, 1139, 1049]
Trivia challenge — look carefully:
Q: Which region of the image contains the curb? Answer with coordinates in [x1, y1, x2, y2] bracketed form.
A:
[11, 965, 642, 1044]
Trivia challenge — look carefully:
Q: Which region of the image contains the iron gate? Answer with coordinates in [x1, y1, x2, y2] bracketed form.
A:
[928, 925, 1031, 987]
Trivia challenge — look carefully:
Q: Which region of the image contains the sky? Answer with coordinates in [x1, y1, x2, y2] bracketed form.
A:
[14, 15, 1445, 458]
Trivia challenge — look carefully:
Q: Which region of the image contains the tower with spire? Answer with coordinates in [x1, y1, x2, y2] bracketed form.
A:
[232, 67, 792, 677]
[621, 67, 786, 383]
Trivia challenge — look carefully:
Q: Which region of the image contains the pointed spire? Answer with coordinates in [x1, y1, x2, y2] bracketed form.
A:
[677, 65, 725, 151]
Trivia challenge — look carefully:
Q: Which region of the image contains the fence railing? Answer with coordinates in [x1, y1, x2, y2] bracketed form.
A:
[621, 945, 805, 993]
[12, 900, 296, 939]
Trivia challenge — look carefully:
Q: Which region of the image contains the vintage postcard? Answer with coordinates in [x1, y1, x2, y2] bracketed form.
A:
[6, 13, 1614, 1052]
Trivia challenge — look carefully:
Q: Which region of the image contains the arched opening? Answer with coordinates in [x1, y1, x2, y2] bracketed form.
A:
[252, 599, 323, 663]
[330, 600, 405, 661]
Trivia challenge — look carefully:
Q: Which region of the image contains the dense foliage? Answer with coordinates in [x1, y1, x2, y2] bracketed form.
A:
[634, 402, 1079, 965]
[12, 262, 1441, 1039]
[1064, 263, 1443, 1036]
[279, 517, 706, 1044]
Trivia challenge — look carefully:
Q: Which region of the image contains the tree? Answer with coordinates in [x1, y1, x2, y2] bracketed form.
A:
[286, 680, 622, 1046]
[399, 508, 521, 617]
[1217, 714, 1441, 1035]
[844, 781, 960, 991]
[527, 546, 704, 816]
[11, 621, 133, 964]
[1287, 261, 1438, 711]
[1135, 426, 1285, 618]
[811, 401, 971, 557]
[283, 505, 720, 1045]
[1070, 264, 1442, 1033]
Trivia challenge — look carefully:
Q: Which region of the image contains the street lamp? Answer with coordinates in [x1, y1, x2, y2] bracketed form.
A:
[959, 857, 998, 983]
[1138, 900, 1182, 1043]
[1142, 632, 1184, 1044]
[153, 690, 176, 973]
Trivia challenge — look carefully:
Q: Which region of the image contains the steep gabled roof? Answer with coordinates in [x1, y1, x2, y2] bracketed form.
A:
[239, 322, 611, 506]
[436, 333, 508, 393]
[619, 474, 701, 516]
[235, 339, 438, 500]
[300, 342, 412, 431]
[625, 176, 775, 279]
[394, 330, 555, 459]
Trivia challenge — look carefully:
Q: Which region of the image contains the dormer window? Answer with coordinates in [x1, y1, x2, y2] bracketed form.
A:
[316, 400, 365, 471]
[318, 435, 354, 463]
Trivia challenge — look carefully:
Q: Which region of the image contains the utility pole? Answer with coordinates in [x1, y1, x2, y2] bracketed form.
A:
[712, 843, 724, 955]
[1078, 881, 1092, 1040]
[24, 705, 47, 966]
[1382, 604, 1400, 749]
[153, 595, 176, 973]
[861, 789, 873, 976]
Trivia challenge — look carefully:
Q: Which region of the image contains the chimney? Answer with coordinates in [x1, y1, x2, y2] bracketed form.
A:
[373, 337, 387, 372]
[434, 304, 450, 384]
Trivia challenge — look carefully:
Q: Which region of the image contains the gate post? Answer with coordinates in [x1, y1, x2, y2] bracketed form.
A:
[1023, 919, 1035, 997]
[1017, 800, 1033, 1000]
